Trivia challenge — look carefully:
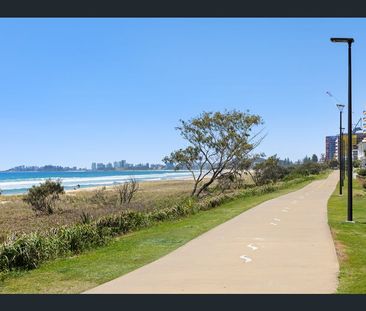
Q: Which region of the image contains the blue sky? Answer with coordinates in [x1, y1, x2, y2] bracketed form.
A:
[0, 18, 365, 170]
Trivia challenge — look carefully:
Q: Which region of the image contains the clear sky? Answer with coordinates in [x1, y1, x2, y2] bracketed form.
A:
[0, 18, 365, 170]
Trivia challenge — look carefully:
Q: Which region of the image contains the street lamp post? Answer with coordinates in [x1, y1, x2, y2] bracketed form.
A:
[330, 37, 354, 222]
[337, 103, 345, 195]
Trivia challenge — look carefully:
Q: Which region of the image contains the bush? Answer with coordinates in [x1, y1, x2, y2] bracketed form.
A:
[23, 179, 64, 214]
[253, 155, 290, 185]
[79, 211, 93, 224]
[90, 187, 107, 205]
[362, 181, 366, 189]
[358, 168, 366, 177]
[115, 178, 139, 205]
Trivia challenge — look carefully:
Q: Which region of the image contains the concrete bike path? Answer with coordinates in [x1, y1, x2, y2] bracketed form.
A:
[85, 172, 339, 294]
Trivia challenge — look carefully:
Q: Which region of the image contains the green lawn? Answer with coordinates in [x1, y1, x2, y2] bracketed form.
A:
[328, 177, 366, 293]
[0, 175, 327, 294]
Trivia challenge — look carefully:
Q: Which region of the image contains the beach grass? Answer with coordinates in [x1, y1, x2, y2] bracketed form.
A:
[0, 173, 328, 294]
[0, 179, 196, 241]
[328, 176, 366, 293]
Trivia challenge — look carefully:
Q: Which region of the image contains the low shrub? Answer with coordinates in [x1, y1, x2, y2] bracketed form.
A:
[23, 179, 64, 215]
[90, 187, 108, 205]
[96, 210, 150, 235]
[79, 211, 93, 224]
[358, 168, 366, 177]
[115, 179, 139, 205]
[0, 224, 108, 272]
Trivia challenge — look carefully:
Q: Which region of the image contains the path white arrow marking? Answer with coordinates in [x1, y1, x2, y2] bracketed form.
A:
[240, 255, 252, 263]
[270, 222, 278, 226]
[273, 218, 281, 222]
[247, 243, 258, 250]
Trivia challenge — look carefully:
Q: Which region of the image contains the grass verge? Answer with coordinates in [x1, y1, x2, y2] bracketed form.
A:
[328, 177, 366, 293]
[0, 173, 329, 294]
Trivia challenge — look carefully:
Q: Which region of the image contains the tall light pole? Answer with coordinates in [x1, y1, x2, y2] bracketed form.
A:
[337, 103, 345, 195]
[326, 91, 345, 194]
[330, 37, 354, 222]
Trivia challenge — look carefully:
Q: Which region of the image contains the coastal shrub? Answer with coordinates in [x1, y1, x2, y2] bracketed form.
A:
[96, 210, 150, 236]
[23, 179, 64, 215]
[150, 199, 195, 221]
[90, 187, 108, 205]
[79, 211, 93, 224]
[358, 168, 366, 177]
[0, 224, 108, 272]
[253, 155, 290, 185]
[216, 173, 237, 193]
[57, 225, 107, 254]
[114, 178, 139, 205]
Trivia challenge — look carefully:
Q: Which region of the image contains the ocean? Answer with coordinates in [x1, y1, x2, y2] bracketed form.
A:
[0, 170, 193, 195]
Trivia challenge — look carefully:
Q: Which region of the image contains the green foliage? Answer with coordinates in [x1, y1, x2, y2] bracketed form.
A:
[216, 172, 239, 192]
[0, 225, 107, 272]
[303, 155, 312, 163]
[357, 168, 366, 177]
[327, 159, 339, 169]
[253, 155, 289, 185]
[163, 110, 264, 197]
[311, 154, 318, 163]
[79, 211, 93, 224]
[23, 179, 64, 215]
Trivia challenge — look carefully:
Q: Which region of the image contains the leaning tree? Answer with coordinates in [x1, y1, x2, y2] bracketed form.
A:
[163, 110, 265, 197]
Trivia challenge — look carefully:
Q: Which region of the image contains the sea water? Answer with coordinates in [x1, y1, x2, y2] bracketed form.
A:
[0, 170, 193, 195]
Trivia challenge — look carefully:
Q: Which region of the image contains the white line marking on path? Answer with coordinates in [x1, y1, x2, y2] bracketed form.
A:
[281, 209, 288, 212]
[240, 255, 252, 263]
[247, 243, 258, 250]
[270, 222, 278, 226]
[273, 218, 281, 222]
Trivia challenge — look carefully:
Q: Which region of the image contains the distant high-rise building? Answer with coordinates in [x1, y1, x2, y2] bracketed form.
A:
[327, 131, 366, 162]
[106, 162, 113, 170]
[325, 136, 337, 161]
[91, 162, 97, 170]
[96, 163, 105, 170]
[113, 161, 120, 169]
[119, 160, 126, 168]
[165, 162, 175, 170]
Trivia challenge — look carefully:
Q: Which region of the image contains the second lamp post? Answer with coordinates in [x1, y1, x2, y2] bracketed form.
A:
[337, 103, 345, 195]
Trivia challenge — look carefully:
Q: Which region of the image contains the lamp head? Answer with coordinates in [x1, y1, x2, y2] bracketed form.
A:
[337, 103, 345, 112]
[330, 38, 354, 44]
